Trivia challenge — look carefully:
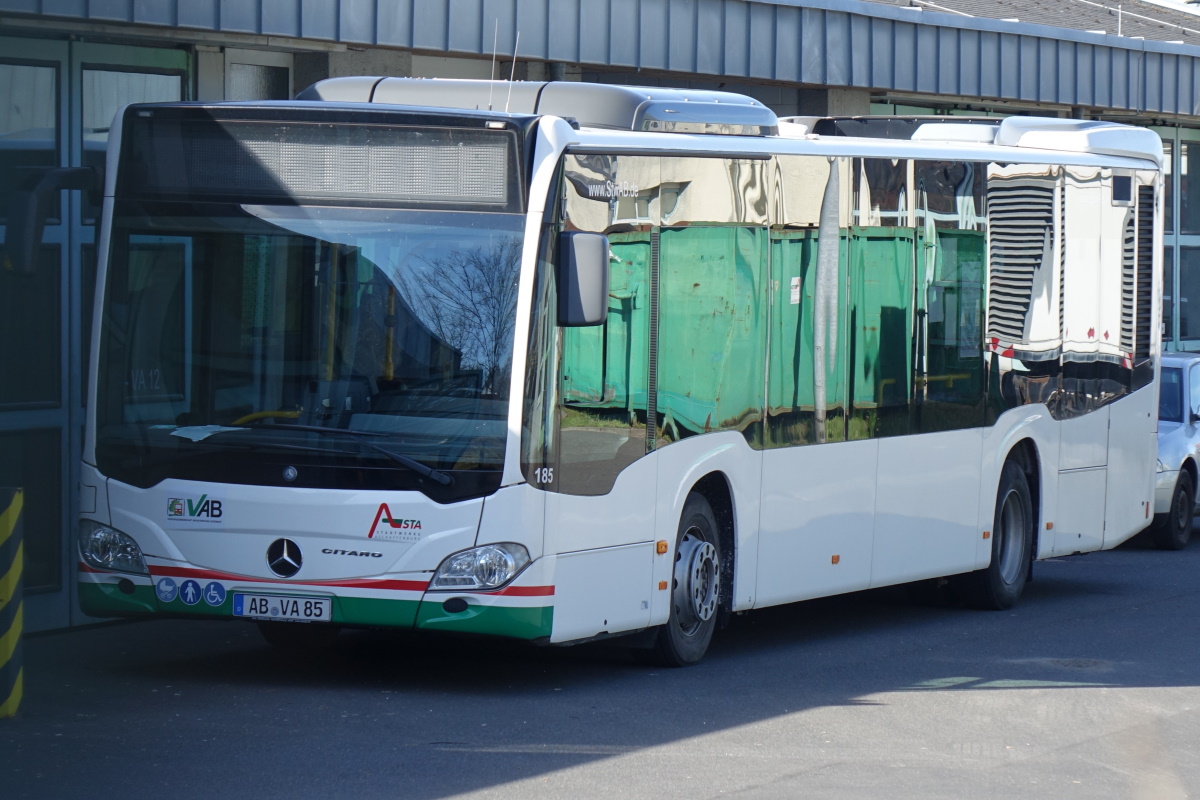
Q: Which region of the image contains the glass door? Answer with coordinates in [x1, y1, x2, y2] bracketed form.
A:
[68, 42, 190, 628]
[0, 37, 72, 633]
[1154, 126, 1200, 353]
[0, 36, 190, 631]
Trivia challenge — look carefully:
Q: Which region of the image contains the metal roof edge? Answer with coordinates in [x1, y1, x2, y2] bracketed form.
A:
[775, 0, 1200, 56]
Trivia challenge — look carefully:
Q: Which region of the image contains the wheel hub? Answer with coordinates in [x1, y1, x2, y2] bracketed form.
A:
[673, 530, 720, 632]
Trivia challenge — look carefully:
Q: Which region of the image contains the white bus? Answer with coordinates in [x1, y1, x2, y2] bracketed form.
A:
[57, 80, 1160, 665]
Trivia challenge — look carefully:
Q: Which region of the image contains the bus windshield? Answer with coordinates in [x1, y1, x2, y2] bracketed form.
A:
[95, 203, 523, 499]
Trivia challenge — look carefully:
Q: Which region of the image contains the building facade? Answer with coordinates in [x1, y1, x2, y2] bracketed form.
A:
[1, 0, 1198, 631]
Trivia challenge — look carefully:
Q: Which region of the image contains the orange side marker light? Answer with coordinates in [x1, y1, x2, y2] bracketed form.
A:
[831, 555, 840, 565]
[658, 581, 668, 591]
[982, 530, 991, 540]
[656, 540, 668, 555]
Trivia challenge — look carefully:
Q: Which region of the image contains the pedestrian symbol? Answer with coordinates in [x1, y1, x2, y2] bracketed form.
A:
[155, 578, 178, 603]
[180, 579, 202, 606]
[203, 581, 226, 607]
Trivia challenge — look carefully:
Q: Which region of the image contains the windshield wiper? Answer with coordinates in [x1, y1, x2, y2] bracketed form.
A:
[223, 422, 453, 486]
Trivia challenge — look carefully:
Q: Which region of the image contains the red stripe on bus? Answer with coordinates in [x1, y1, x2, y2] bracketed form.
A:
[491, 585, 555, 597]
[147, 564, 428, 593]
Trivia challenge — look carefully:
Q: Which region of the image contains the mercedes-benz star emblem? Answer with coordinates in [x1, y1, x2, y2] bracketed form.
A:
[266, 538, 302, 578]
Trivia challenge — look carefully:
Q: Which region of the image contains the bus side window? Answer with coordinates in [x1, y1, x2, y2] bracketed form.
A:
[913, 160, 987, 434]
[546, 153, 657, 496]
[849, 157, 914, 439]
[654, 155, 768, 449]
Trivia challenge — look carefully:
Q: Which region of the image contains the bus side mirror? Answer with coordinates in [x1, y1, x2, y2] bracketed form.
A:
[4, 167, 98, 276]
[557, 231, 610, 327]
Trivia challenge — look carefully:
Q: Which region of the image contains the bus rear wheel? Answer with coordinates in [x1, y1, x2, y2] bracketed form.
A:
[962, 460, 1033, 610]
[652, 493, 721, 667]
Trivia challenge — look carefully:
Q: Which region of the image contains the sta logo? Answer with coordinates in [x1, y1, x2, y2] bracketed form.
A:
[368, 504, 422, 541]
[167, 493, 223, 522]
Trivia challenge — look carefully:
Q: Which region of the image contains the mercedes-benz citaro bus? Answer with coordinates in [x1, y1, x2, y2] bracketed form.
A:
[63, 79, 1162, 665]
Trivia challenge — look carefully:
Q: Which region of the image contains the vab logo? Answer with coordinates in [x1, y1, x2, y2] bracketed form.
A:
[167, 494, 223, 522]
[368, 504, 422, 541]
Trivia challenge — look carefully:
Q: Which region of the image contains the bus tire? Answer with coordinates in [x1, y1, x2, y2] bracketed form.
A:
[652, 493, 722, 667]
[257, 621, 342, 649]
[1151, 471, 1194, 551]
[963, 460, 1033, 610]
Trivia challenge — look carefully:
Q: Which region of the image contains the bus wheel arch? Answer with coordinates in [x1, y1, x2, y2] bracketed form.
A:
[691, 471, 735, 624]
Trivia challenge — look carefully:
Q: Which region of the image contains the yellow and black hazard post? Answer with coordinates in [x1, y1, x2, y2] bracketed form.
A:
[0, 488, 24, 719]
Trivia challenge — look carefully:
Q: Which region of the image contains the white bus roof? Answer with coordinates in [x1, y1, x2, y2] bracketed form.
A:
[287, 77, 1162, 168]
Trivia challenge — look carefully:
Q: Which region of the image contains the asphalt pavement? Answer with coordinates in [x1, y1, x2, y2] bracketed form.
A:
[4, 527, 1200, 800]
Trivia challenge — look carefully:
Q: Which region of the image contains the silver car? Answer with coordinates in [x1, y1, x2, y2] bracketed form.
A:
[1153, 352, 1200, 549]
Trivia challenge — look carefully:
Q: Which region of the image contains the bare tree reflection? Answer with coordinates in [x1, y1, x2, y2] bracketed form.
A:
[400, 238, 521, 396]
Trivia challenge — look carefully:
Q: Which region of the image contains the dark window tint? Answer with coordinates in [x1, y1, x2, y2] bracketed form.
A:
[1160, 367, 1183, 422]
[1164, 140, 1174, 234]
[0, 62, 58, 224]
[81, 68, 182, 221]
[1165, 244, 1176, 344]
[228, 63, 289, 100]
[0, 244, 60, 407]
[1181, 247, 1200, 345]
[1182, 142, 1200, 235]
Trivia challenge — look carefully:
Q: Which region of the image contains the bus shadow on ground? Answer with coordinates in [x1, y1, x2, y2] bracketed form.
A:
[8, 540, 1200, 800]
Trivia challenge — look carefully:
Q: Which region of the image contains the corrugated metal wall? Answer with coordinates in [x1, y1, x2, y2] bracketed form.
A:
[2, 0, 1199, 114]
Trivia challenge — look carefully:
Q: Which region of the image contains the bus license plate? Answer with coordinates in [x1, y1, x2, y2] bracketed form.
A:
[233, 593, 331, 622]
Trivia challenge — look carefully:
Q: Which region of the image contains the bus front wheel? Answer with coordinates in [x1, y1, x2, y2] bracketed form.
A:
[652, 493, 722, 667]
[962, 460, 1033, 610]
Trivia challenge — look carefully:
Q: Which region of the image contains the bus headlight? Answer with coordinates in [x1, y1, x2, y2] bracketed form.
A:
[429, 543, 530, 591]
[79, 521, 148, 575]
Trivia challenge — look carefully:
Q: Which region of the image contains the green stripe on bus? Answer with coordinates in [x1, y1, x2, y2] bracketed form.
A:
[82, 583, 424, 630]
[78, 581, 159, 617]
[415, 601, 553, 640]
[333, 595, 421, 627]
[81, 584, 550, 640]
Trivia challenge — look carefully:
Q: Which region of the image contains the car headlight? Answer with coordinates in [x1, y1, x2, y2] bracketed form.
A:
[429, 543, 530, 591]
[79, 521, 148, 575]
